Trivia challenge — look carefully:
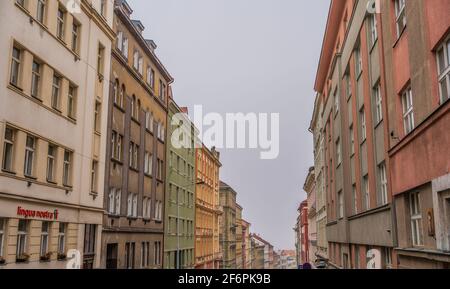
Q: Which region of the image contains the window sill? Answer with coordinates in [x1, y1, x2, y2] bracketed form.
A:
[369, 38, 378, 54]
[113, 102, 125, 113]
[111, 158, 123, 165]
[1, 169, 16, 175]
[129, 167, 140, 173]
[46, 180, 57, 185]
[374, 119, 383, 130]
[24, 175, 37, 180]
[131, 117, 140, 125]
[393, 26, 407, 48]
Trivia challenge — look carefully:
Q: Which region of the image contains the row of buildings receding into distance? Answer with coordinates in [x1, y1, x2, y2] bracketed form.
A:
[0, 0, 277, 269]
[296, 0, 450, 269]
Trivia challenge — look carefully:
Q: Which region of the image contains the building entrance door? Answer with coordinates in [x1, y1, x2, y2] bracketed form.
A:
[106, 243, 118, 269]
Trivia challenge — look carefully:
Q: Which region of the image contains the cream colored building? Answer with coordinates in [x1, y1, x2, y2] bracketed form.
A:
[0, 0, 114, 268]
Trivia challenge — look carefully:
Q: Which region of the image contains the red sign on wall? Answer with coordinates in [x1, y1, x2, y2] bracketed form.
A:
[17, 206, 59, 220]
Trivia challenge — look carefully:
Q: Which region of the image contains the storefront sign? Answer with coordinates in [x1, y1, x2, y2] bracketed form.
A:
[17, 206, 59, 220]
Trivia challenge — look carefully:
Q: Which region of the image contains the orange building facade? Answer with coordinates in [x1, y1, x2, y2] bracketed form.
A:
[195, 145, 222, 268]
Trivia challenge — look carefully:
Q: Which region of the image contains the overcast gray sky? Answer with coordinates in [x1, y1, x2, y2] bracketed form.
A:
[128, 0, 330, 250]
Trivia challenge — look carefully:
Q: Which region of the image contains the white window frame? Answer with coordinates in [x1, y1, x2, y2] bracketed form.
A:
[360, 108, 367, 142]
[24, 135, 35, 177]
[40, 222, 49, 257]
[63, 150, 72, 187]
[369, 13, 378, 47]
[374, 83, 383, 123]
[36, 0, 46, 24]
[56, 7, 65, 40]
[57, 223, 66, 255]
[16, 220, 28, 258]
[338, 190, 344, 219]
[31, 60, 41, 98]
[379, 163, 388, 205]
[10, 47, 21, 86]
[52, 75, 61, 110]
[436, 36, 450, 104]
[363, 175, 370, 211]
[402, 87, 415, 134]
[395, 0, 406, 38]
[410, 192, 423, 246]
[2, 127, 15, 172]
[46, 144, 56, 182]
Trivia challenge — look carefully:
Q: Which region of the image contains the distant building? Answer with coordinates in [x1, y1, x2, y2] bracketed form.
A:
[250, 234, 274, 269]
[219, 181, 237, 269]
[235, 204, 243, 269]
[304, 167, 317, 263]
[241, 219, 252, 269]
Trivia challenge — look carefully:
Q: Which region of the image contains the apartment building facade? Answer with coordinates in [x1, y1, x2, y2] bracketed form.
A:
[0, 0, 114, 268]
[164, 102, 196, 269]
[218, 181, 237, 269]
[195, 145, 222, 268]
[313, 0, 396, 269]
[250, 234, 274, 269]
[304, 167, 317, 263]
[101, 0, 173, 269]
[310, 93, 328, 262]
[379, 0, 450, 269]
[298, 200, 309, 265]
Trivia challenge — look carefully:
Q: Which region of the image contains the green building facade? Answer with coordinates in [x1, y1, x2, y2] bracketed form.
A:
[164, 100, 197, 269]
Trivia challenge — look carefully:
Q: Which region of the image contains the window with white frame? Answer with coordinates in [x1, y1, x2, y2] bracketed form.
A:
[349, 125, 355, 156]
[91, 160, 98, 193]
[16, 220, 28, 258]
[2, 127, 15, 172]
[373, 82, 383, 123]
[143, 197, 151, 219]
[36, 0, 46, 24]
[352, 184, 358, 215]
[40, 222, 49, 257]
[363, 175, 370, 211]
[144, 152, 152, 175]
[154, 241, 161, 265]
[141, 242, 150, 268]
[31, 60, 41, 98]
[336, 138, 342, 166]
[338, 190, 344, 219]
[24, 135, 35, 177]
[51, 74, 61, 110]
[133, 50, 139, 70]
[63, 150, 72, 187]
[47, 144, 56, 182]
[394, 0, 406, 38]
[127, 193, 138, 218]
[56, 7, 66, 41]
[334, 89, 339, 114]
[58, 223, 66, 255]
[360, 107, 367, 142]
[410, 192, 423, 246]
[436, 36, 450, 104]
[354, 43, 362, 77]
[68, 85, 76, 119]
[369, 13, 378, 47]
[10, 47, 21, 87]
[379, 163, 388, 205]
[71, 20, 80, 53]
[108, 188, 121, 215]
[346, 72, 352, 98]
[402, 87, 414, 134]
[100, 0, 106, 17]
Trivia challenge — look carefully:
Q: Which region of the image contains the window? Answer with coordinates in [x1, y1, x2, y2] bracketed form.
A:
[354, 246, 360, 269]
[373, 83, 383, 123]
[402, 87, 414, 134]
[58, 223, 67, 255]
[68, 85, 76, 119]
[143, 197, 151, 219]
[40, 222, 49, 257]
[16, 0, 25, 8]
[127, 193, 137, 217]
[352, 184, 358, 215]
[118, 84, 125, 108]
[16, 220, 28, 259]
[94, 101, 101, 133]
[144, 152, 152, 175]
[2, 127, 15, 172]
[0, 219, 5, 257]
[363, 175, 370, 211]
[31, 60, 41, 98]
[148, 68, 155, 88]
[56, 7, 65, 40]
[52, 75, 61, 110]
[157, 159, 164, 180]
[360, 107, 367, 142]
[133, 51, 139, 70]
[410, 192, 423, 246]
[24, 135, 35, 177]
[83, 224, 96, 269]
[36, 0, 46, 24]
[111, 131, 123, 161]
[72, 21, 80, 53]
[100, 0, 106, 17]
[141, 242, 150, 268]
[336, 138, 342, 166]
[154, 241, 161, 265]
[138, 57, 143, 75]
[131, 95, 136, 119]
[91, 160, 98, 193]
[369, 13, 378, 47]
[338, 191, 344, 219]
[97, 44, 105, 76]
[436, 36, 450, 104]
[117, 31, 123, 51]
[384, 247, 392, 269]
[129, 143, 139, 170]
[155, 200, 162, 221]
[334, 89, 339, 114]
[159, 80, 166, 101]
[125, 242, 135, 269]
[379, 163, 388, 205]
[346, 72, 352, 98]
[349, 125, 355, 156]
[47, 144, 56, 182]
[10, 47, 21, 86]
[63, 150, 72, 186]
[108, 188, 121, 215]
[395, 0, 406, 38]
[355, 44, 362, 77]
[113, 80, 119, 105]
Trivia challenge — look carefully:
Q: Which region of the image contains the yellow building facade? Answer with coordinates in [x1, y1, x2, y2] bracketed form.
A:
[195, 145, 222, 269]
